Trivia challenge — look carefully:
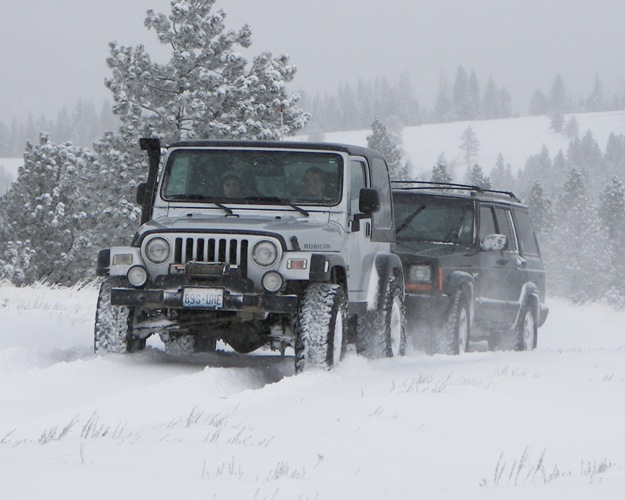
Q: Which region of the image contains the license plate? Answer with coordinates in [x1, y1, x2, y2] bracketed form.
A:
[182, 288, 224, 309]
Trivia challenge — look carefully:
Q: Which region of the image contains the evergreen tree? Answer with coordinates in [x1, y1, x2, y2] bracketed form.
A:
[518, 145, 552, 195]
[453, 65, 475, 120]
[546, 168, 611, 301]
[524, 181, 552, 236]
[482, 76, 500, 119]
[498, 87, 513, 118]
[366, 117, 406, 179]
[466, 164, 491, 189]
[564, 115, 579, 138]
[599, 176, 625, 305]
[586, 75, 605, 112]
[529, 89, 548, 115]
[549, 74, 567, 132]
[434, 72, 453, 123]
[490, 153, 515, 190]
[459, 126, 480, 167]
[0, 134, 97, 284]
[105, 0, 310, 146]
[431, 161, 453, 183]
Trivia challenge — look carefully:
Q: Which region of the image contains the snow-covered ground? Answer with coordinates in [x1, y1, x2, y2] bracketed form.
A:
[1, 282, 624, 499]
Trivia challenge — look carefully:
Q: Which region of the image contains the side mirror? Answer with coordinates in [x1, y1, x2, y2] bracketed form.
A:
[136, 182, 147, 205]
[480, 233, 508, 252]
[359, 188, 380, 215]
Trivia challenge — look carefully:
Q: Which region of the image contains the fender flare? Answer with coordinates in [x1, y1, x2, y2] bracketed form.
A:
[512, 282, 543, 329]
[309, 253, 347, 284]
[443, 270, 475, 319]
[371, 252, 405, 311]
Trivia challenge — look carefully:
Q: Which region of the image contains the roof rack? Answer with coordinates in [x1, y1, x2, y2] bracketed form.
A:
[391, 180, 520, 202]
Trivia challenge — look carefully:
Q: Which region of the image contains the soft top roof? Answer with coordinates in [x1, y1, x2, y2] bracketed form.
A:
[167, 139, 383, 162]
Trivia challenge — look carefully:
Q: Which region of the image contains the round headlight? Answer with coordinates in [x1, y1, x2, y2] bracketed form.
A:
[252, 240, 278, 267]
[409, 264, 432, 283]
[145, 237, 171, 264]
[127, 266, 148, 287]
[262, 271, 284, 292]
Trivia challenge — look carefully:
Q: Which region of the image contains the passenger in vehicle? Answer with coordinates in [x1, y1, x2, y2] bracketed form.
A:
[222, 173, 243, 197]
[299, 167, 326, 198]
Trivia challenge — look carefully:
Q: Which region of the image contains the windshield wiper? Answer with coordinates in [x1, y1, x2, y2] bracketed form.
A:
[245, 196, 309, 217]
[396, 205, 426, 234]
[168, 194, 233, 214]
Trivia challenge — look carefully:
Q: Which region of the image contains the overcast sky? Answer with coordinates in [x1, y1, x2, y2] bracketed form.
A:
[2, 0, 625, 121]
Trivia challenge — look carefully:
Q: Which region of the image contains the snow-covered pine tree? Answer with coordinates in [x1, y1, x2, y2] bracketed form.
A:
[0, 134, 97, 285]
[106, 0, 310, 145]
[366, 117, 407, 179]
[490, 153, 515, 191]
[465, 164, 491, 189]
[599, 176, 625, 304]
[431, 161, 452, 183]
[524, 181, 552, 237]
[546, 168, 611, 302]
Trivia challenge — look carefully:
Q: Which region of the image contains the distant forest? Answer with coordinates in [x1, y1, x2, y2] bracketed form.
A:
[0, 100, 118, 157]
[2, 67, 624, 157]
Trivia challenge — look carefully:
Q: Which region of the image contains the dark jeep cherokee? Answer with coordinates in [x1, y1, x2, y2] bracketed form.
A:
[392, 181, 548, 354]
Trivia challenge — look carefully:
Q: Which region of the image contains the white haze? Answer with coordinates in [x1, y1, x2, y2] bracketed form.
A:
[3, 0, 625, 120]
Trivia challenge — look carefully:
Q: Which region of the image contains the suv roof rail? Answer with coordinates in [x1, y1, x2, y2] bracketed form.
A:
[391, 180, 520, 202]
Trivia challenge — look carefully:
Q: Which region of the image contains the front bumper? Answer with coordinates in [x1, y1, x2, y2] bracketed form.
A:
[111, 287, 298, 314]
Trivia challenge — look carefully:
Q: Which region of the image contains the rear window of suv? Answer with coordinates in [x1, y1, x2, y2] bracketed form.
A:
[514, 210, 540, 256]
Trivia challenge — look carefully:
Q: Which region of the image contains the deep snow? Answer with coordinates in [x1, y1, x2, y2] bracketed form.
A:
[0, 282, 624, 499]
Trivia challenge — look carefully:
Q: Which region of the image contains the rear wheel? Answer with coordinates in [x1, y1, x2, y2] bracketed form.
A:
[295, 283, 347, 373]
[435, 291, 469, 355]
[94, 277, 145, 354]
[515, 306, 537, 351]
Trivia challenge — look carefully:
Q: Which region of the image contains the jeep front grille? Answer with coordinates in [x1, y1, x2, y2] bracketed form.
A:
[174, 236, 249, 274]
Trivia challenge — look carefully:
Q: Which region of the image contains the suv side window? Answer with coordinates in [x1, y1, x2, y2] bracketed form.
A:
[494, 207, 518, 252]
[514, 209, 540, 256]
[479, 205, 497, 240]
[371, 158, 392, 230]
[350, 160, 367, 215]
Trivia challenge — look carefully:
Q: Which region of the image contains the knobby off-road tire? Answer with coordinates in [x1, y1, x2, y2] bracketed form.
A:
[94, 277, 145, 354]
[356, 277, 406, 359]
[295, 283, 347, 373]
[434, 290, 469, 355]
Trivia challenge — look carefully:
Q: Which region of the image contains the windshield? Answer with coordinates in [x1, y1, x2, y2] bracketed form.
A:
[393, 193, 474, 245]
[161, 149, 343, 206]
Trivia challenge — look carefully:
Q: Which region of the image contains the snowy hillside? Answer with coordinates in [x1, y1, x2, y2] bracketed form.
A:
[324, 110, 625, 178]
[4, 110, 625, 185]
[1, 282, 624, 499]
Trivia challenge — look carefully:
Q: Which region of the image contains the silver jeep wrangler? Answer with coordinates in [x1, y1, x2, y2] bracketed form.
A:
[95, 139, 405, 372]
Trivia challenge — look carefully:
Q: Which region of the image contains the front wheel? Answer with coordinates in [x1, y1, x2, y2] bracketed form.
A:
[295, 283, 347, 373]
[94, 277, 145, 354]
[356, 277, 406, 359]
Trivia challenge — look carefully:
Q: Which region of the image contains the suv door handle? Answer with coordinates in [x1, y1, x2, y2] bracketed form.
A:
[516, 256, 527, 269]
